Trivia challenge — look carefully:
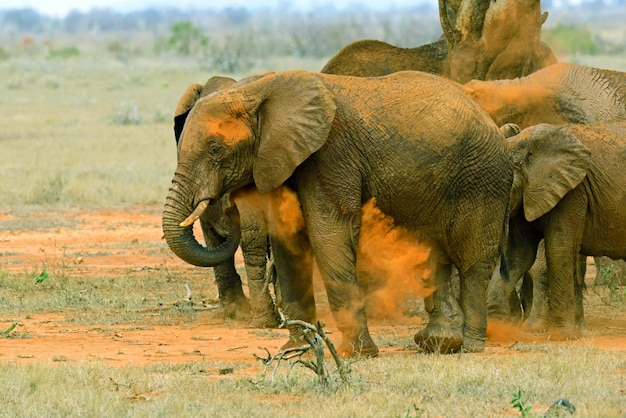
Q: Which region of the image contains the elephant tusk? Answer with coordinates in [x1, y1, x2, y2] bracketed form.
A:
[179, 200, 210, 227]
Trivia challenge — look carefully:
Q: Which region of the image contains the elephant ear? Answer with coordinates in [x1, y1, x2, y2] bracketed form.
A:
[510, 124, 591, 222]
[174, 83, 203, 144]
[174, 77, 237, 144]
[241, 70, 337, 193]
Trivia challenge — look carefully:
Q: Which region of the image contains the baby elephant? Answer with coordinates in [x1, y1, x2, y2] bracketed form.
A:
[501, 121, 626, 339]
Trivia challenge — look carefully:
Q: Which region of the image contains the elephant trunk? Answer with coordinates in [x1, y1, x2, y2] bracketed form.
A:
[162, 182, 240, 267]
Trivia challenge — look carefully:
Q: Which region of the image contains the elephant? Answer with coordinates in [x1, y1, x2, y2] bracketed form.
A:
[162, 69, 514, 356]
[458, 63, 626, 333]
[493, 121, 626, 339]
[173, 75, 279, 328]
[321, 0, 556, 83]
[461, 62, 626, 129]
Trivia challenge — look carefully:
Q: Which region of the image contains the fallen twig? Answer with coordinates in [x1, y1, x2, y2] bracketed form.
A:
[136, 283, 220, 312]
[253, 310, 350, 385]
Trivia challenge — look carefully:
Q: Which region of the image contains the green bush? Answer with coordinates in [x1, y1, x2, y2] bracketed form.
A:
[167, 20, 208, 55]
[47, 46, 80, 59]
[543, 23, 598, 55]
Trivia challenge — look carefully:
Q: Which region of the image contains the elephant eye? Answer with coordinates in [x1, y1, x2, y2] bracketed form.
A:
[208, 144, 222, 156]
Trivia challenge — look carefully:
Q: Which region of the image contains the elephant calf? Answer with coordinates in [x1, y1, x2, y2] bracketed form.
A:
[499, 121, 626, 338]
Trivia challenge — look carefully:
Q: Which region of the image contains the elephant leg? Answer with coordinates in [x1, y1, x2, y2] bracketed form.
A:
[240, 219, 278, 328]
[522, 253, 550, 333]
[519, 272, 533, 320]
[199, 216, 249, 319]
[212, 260, 250, 319]
[459, 259, 499, 353]
[414, 264, 464, 353]
[543, 197, 586, 340]
[489, 218, 540, 325]
[575, 254, 587, 326]
[270, 229, 317, 348]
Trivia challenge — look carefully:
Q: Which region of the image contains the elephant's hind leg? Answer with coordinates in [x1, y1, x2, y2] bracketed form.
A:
[414, 264, 464, 353]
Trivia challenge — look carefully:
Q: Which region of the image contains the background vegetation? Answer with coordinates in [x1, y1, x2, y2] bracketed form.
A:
[0, 3, 624, 209]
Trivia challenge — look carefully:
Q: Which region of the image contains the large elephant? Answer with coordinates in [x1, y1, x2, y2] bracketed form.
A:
[321, 0, 556, 83]
[173, 76, 279, 328]
[497, 122, 626, 338]
[162, 70, 514, 356]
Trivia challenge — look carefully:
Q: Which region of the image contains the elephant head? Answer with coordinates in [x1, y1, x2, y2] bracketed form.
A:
[507, 123, 591, 222]
[162, 71, 336, 267]
[440, 0, 555, 83]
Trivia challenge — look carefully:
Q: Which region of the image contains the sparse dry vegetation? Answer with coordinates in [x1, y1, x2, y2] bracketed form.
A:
[0, 3, 625, 417]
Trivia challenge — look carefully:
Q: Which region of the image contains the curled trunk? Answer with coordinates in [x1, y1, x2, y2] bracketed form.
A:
[162, 185, 240, 267]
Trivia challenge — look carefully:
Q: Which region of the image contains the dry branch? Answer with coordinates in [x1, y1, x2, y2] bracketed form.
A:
[253, 310, 350, 385]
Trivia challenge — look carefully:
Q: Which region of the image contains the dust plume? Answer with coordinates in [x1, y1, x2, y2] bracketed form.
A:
[357, 199, 433, 319]
[231, 185, 308, 256]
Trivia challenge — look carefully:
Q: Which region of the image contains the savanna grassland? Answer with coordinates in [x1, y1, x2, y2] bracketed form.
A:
[1, 4, 626, 417]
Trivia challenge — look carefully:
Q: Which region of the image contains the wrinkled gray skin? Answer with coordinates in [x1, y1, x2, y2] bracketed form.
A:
[321, 0, 555, 353]
[321, 0, 556, 83]
[493, 122, 626, 339]
[173, 76, 279, 328]
[162, 70, 513, 356]
[462, 63, 626, 337]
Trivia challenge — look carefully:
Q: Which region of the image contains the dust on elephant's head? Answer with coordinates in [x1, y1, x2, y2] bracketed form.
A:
[176, 71, 337, 199]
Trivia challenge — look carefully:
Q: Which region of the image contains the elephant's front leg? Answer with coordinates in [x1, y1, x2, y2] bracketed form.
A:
[414, 264, 464, 353]
[309, 219, 378, 357]
[299, 192, 377, 357]
[270, 228, 316, 346]
[543, 201, 586, 340]
[199, 217, 249, 319]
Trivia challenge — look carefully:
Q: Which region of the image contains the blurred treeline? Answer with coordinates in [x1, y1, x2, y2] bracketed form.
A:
[0, 2, 624, 73]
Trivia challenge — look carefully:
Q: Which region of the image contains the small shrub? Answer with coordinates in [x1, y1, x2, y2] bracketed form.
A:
[28, 175, 65, 204]
[112, 101, 141, 125]
[543, 23, 598, 55]
[48, 46, 80, 59]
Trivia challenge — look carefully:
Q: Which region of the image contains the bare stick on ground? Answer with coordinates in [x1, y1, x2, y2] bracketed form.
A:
[254, 310, 350, 385]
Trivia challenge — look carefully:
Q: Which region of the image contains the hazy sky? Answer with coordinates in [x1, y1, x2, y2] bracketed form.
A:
[0, 0, 435, 17]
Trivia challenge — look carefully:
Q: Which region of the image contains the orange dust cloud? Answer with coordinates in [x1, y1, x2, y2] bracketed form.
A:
[486, 319, 528, 344]
[356, 199, 433, 319]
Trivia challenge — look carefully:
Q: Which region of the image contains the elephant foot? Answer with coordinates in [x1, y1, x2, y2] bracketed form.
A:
[338, 333, 379, 358]
[251, 313, 280, 328]
[414, 329, 463, 354]
[521, 313, 549, 334]
[220, 292, 251, 320]
[547, 326, 581, 341]
[461, 336, 485, 353]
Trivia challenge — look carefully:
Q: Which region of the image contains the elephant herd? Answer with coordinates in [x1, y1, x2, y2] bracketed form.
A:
[162, 1, 626, 356]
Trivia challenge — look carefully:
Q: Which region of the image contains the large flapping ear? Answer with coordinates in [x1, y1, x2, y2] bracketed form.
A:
[174, 77, 237, 144]
[236, 70, 337, 193]
[174, 83, 203, 144]
[510, 124, 591, 222]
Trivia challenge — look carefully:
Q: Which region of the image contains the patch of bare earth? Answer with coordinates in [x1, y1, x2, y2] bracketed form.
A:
[1, 206, 625, 371]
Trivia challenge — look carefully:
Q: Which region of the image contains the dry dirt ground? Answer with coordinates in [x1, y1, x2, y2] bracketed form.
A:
[1, 206, 625, 371]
